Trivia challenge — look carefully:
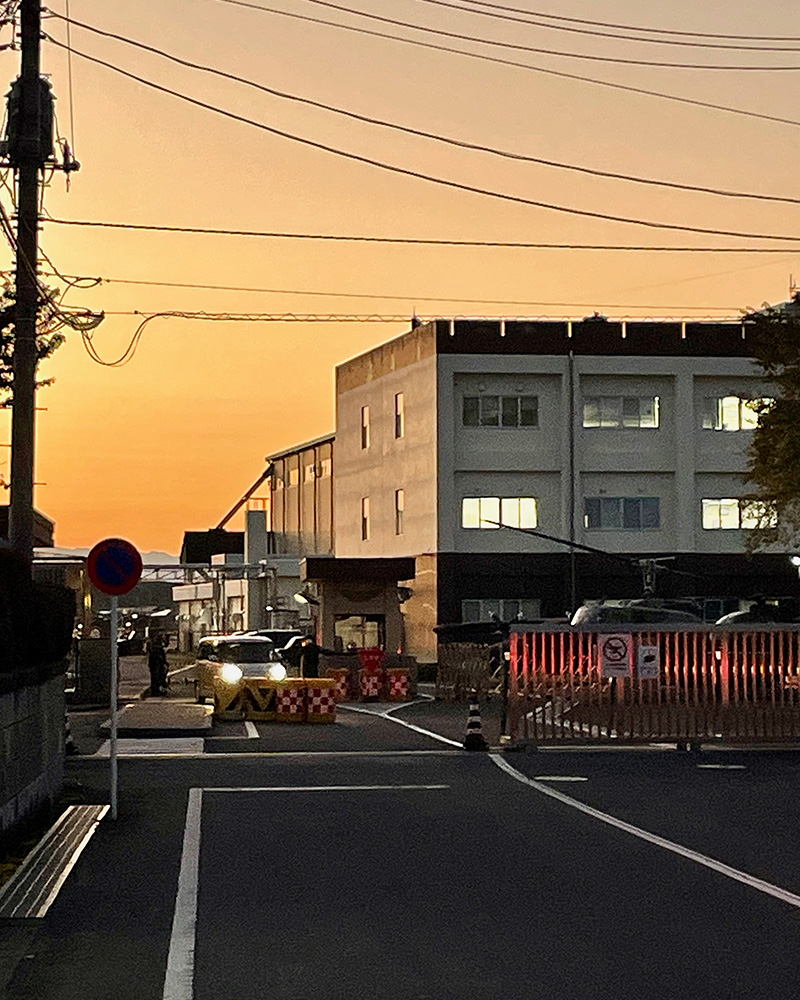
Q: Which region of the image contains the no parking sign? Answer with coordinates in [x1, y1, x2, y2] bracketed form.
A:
[600, 634, 632, 678]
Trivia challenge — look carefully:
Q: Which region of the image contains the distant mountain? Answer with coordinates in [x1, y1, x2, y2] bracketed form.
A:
[42, 547, 180, 564]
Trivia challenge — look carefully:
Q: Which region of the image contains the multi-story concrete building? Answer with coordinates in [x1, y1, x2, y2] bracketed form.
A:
[330, 317, 799, 662]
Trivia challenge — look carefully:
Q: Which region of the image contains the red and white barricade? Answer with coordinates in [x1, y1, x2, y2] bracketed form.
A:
[307, 680, 337, 723]
[326, 667, 351, 702]
[385, 667, 411, 701]
[276, 680, 306, 722]
[359, 669, 383, 701]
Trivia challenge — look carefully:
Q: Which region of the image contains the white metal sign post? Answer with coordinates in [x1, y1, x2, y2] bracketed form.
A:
[600, 634, 632, 678]
[87, 539, 143, 821]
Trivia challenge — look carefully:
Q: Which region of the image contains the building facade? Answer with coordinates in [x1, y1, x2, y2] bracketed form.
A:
[330, 318, 799, 662]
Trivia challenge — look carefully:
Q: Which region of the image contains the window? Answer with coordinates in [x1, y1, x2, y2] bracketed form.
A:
[702, 498, 777, 530]
[701, 396, 773, 431]
[394, 392, 405, 439]
[582, 396, 660, 428]
[320, 457, 332, 478]
[461, 496, 538, 529]
[584, 497, 660, 530]
[288, 465, 299, 487]
[462, 395, 538, 428]
[395, 489, 405, 535]
[361, 406, 370, 449]
[272, 474, 284, 491]
[462, 598, 542, 623]
[361, 497, 370, 541]
[304, 463, 316, 483]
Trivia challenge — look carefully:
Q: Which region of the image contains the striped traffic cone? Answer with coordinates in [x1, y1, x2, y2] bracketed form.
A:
[464, 691, 489, 751]
[65, 714, 79, 755]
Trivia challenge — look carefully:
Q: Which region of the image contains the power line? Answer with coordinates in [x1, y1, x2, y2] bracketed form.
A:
[448, 0, 800, 43]
[45, 12, 800, 208]
[205, 1, 800, 129]
[407, 0, 800, 51]
[44, 217, 800, 252]
[221, 0, 800, 70]
[37, 270, 739, 310]
[41, 40, 800, 243]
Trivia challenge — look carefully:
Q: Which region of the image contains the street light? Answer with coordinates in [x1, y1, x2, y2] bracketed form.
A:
[791, 555, 800, 567]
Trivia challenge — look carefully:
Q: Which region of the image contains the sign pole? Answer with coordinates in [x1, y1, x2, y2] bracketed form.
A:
[110, 594, 119, 820]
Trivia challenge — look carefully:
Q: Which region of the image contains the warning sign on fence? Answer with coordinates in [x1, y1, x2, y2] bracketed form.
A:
[637, 645, 660, 680]
[600, 634, 632, 678]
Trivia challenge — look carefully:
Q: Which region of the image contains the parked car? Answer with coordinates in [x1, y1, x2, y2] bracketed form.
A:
[194, 634, 289, 703]
[571, 600, 703, 627]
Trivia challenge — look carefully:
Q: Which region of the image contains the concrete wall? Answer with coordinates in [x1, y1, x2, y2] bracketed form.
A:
[0, 669, 65, 840]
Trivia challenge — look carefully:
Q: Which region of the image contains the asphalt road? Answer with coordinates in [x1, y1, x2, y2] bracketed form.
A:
[6, 730, 800, 999]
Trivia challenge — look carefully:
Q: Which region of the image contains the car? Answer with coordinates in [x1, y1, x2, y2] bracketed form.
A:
[242, 628, 305, 649]
[194, 634, 290, 703]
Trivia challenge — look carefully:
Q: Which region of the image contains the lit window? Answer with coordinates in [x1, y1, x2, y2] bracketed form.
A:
[304, 463, 316, 483]
[701, 396, 773, 431]
[361, 497, 370, 541]
[583, 397, 660, 429]
[320, 458, 332, 478]
[584, 497, 660, 530]
[288, 466, 299, 487]
[461, 496, 537, 529]
[361, 406, 370, 450]
[395, 489, 405, 535]
[395, 393, 405, 439]
[463, 395, 538, 428]
[702, 498, 777, 529]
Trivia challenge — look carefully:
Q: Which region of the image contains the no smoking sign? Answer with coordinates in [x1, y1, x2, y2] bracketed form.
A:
[600, 633, 632, 678]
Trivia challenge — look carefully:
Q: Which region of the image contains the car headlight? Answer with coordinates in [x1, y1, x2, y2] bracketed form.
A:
[219, 663, 243, 684]
[267, 663, 287, 682]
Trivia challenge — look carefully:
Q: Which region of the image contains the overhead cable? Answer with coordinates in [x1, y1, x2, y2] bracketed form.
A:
[37, 271, 737, 310]
[44, 217, 800, 252]
[406, 0, 800, 51]
[44, 13, 800, 208]
[446, 0, 800, 42]
[204, 1, 800, 129]
[217, 0, 800, 70]
[41, 40, 800, 243]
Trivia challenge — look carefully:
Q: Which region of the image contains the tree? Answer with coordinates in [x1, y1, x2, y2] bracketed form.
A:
[0, 282, 66, 407]
[744, 304, 800, 550]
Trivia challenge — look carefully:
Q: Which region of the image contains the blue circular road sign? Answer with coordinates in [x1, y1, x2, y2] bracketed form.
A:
[87, 538, 143, 596]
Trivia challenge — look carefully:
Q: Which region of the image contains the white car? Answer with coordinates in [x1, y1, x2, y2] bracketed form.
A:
[194, 634, 288, 703]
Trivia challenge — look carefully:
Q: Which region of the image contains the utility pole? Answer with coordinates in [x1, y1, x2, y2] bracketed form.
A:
[8, 0, 50, 564]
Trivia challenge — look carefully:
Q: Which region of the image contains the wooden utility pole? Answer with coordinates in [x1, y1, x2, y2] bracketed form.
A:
[9, 0, 46, 563]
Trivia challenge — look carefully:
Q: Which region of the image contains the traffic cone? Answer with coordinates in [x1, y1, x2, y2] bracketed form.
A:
[65, 714, 78, 755]
[464, 691, 489, 751]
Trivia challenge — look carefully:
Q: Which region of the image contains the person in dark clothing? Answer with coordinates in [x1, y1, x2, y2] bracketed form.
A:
[147, 634, 168, 695]
[299, 638, 320, 679]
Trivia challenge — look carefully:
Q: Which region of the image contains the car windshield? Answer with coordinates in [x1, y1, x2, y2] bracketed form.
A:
[219, 642, 273, 663]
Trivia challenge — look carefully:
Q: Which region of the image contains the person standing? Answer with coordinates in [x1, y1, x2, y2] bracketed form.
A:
[147, 634, 168, 696]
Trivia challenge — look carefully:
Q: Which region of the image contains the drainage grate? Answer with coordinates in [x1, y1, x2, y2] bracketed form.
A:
[0, 805, 108, 918]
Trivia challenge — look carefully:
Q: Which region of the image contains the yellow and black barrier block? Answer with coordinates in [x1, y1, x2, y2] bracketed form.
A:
[240, 679, 278, 721]
[213, 677, 245, 719]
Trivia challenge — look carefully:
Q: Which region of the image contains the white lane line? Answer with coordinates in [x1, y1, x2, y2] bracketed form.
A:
[94, 738, 205, 757]
[162, 788, 202, 1000]
[533, 776, 588, 782]
[204, 784, 449, 792]
[338, 704, 462, 748]
[697, 764, 747, 770]
[491, 754, 800, 910]
[34, 806, 110, 917]
[71, 748, 458, 760]
[244, 721, 259, 739]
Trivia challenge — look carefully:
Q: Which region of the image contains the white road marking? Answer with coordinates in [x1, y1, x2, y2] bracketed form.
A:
[72, 748, 458, 760]
[338, 703, 463, 748]
[34, 806, 110, 917]
[244, 721, 259, 739]
[532, 776, 588, 782]
[204, 784, 449, 792]
[93, 738, 205, 757]
[697, 764, 747, 770]
[162, 788, 202, 1000]
[491, 754, 800, 910]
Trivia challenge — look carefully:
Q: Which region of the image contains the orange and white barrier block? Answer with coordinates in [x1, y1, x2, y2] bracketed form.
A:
[307, 679, 337, 723]
[385, 667, 411, 701]
[326, 668, 350, 702]
[359, 669, 382, 701]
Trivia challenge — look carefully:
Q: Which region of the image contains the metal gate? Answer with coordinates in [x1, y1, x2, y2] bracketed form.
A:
[509, 625, 800, 745]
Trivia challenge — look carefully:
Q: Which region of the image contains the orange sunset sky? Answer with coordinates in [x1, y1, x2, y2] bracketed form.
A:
[2, 0, 799, 554]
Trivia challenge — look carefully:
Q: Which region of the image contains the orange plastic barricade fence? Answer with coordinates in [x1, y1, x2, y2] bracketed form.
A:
[306, 679, 337, 723]
[508, 624, 800, 746]
[213, 677, 245, 720]
[276, 679, 307, 722]
[385, 667, 411, 701]
[359, 669, 383, 701]
[325, 668, 351, 702]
